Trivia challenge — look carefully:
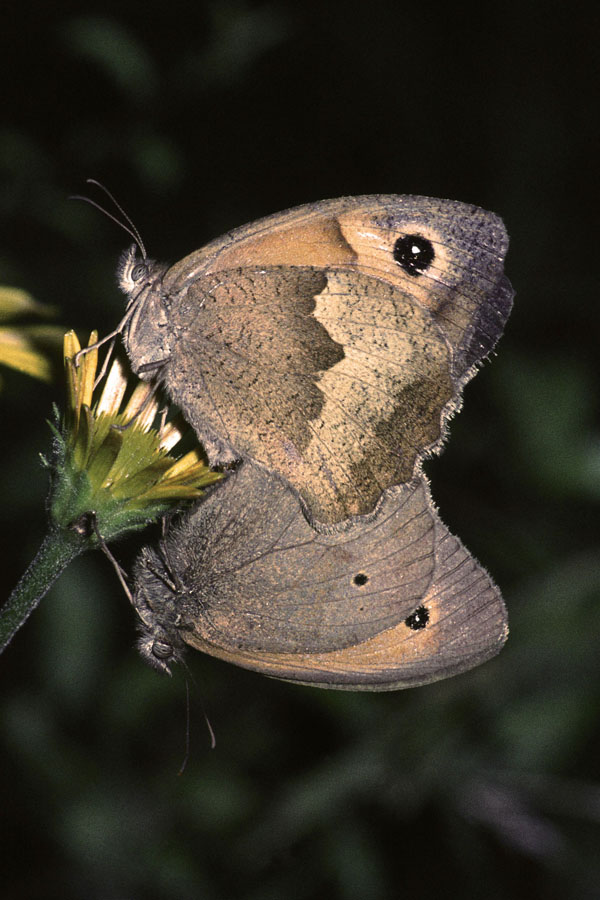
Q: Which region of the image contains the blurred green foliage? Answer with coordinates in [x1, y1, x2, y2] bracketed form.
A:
[1, 1, 598, 898]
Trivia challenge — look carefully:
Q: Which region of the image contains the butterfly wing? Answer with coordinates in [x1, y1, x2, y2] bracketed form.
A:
[153, 195, 512, 524]
[163, 194, 513, 376]
[132, 464, 507, 689]
[163, 264, 455, 523]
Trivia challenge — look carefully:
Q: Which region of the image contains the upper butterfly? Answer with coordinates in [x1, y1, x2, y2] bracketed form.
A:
[117, 195, 513, 525]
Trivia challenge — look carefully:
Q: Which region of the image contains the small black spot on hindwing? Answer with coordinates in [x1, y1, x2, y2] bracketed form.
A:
[404, 605, 430, 630]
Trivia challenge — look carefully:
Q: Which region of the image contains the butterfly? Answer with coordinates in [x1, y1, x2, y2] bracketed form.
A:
[132, 462, 507, 689]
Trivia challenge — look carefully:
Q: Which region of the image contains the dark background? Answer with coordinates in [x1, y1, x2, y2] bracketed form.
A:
[1, 2, 599, 898]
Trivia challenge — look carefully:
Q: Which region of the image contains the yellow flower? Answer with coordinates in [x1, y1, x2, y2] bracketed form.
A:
[52, 330, 223, 540]
[1, 329, 222, 657]
[0, 285, 63, 382]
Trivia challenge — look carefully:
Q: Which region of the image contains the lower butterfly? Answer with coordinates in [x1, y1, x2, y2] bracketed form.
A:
[132, 463, 507, 690]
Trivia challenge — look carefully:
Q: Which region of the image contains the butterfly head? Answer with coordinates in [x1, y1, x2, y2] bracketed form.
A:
[118, 244, 159, 298]
[116, 245, 171, 377]
[136, 627, 181, 676]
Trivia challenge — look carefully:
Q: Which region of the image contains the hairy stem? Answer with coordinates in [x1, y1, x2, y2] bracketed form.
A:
[0, 528, 90, 655]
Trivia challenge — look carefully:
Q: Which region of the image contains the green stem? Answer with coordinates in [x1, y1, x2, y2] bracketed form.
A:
[0, 527, 91, 655]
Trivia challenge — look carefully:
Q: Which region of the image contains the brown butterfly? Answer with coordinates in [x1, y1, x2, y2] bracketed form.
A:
[132, 463, 507, 689]
[115, 195, 513, 526]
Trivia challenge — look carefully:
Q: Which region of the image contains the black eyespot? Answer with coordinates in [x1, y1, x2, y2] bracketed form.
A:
[404, 606, 430, 631]
[152, 640, 173, 660]
[132, 263, 147, 281]
[353, 573, 369, 586]
[393, 235, 435, 276]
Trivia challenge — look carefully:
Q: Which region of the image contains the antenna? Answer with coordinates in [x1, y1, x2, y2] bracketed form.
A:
[69, 178, 147, 259]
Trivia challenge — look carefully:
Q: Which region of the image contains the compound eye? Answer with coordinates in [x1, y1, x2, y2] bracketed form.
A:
[131, 263, 147, 281]
[152, 640, 173, 660]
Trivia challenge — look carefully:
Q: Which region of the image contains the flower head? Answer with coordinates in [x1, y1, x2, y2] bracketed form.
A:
[51, 330, 222, 542]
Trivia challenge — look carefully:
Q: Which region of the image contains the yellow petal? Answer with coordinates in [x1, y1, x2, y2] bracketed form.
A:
[0, 325, 63, 381]
[157, 419, 186, 452]
[79, 332, 99, 410]
[63, 330, 82, 359]
[0, 286, 57, 322]
[159, 448, 208, 481]
[123, 382, 159, 430]
[96, 357, 128, 416]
